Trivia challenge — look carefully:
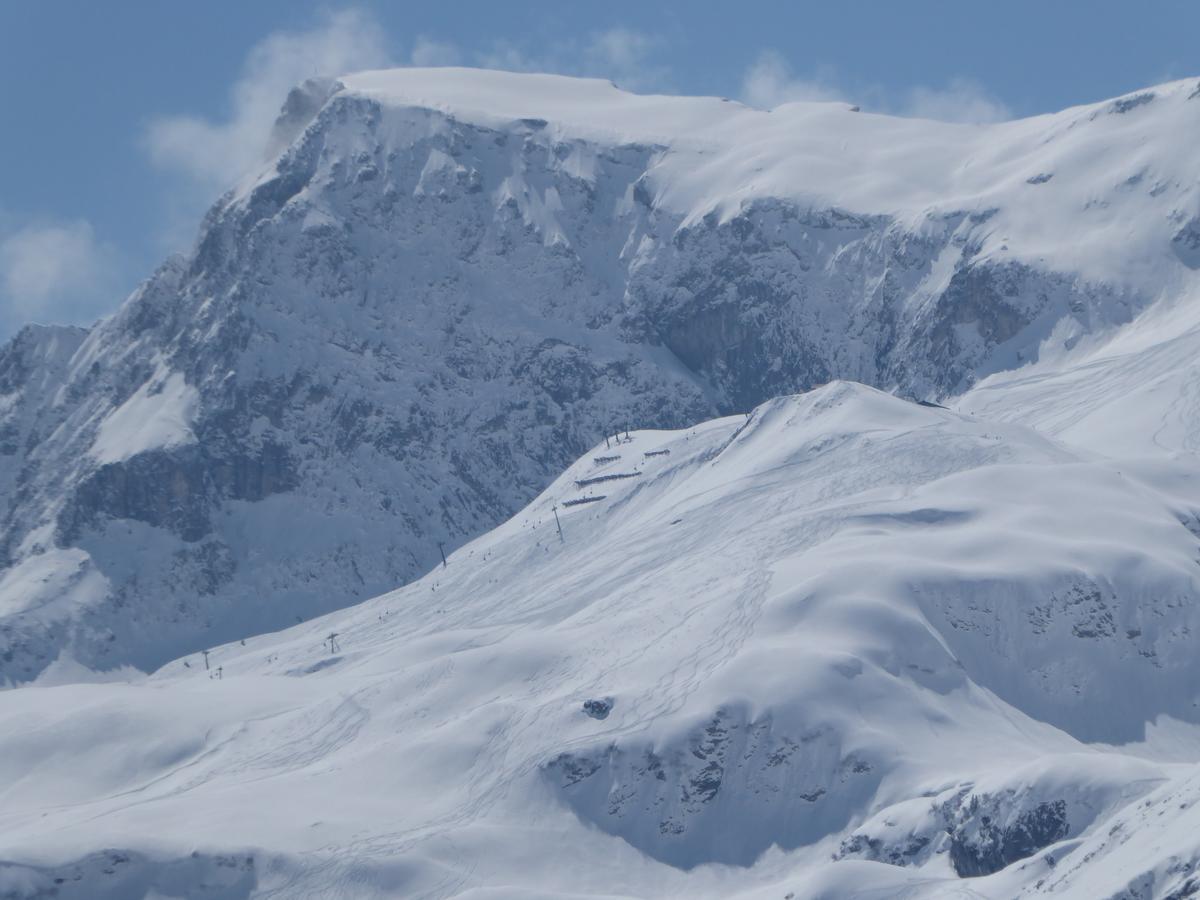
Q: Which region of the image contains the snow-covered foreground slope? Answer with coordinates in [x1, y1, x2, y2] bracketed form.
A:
[961, 289, 1200, 459]
[4, 382, 1200, 898]
[3, 69, 1200, 682]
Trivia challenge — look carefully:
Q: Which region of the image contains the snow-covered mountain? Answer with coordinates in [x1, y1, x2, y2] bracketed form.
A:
[6, 67, 1200, 898]
[5, 377, 1200, 898]
[3, 69, 1200, 684]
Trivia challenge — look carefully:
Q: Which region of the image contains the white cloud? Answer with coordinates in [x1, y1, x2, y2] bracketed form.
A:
[0, 220, 119, 335]
[410, 35, 462, 68]
[741, 52, 848, 109]
[476, 40, 535, 73]
[144, 9, 393, 191]
[477, 28, 668, 91]
[902, 78, 1012, 124]
[740, 51, 1011, 123]
[581, 28, 668, 91]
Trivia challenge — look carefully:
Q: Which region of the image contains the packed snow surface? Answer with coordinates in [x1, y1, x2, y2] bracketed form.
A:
[5, 381, 1200, 897]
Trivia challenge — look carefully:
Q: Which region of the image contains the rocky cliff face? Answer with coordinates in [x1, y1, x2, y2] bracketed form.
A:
[2, 69, 1198, 681]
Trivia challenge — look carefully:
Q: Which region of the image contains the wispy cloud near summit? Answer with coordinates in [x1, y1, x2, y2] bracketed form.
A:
[0, 218, 120, 335]
[739, 50, 1011, 123]
[143, 10, 393, 191]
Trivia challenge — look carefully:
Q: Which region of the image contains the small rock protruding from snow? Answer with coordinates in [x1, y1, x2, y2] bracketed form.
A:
[582, 697, 614, 719]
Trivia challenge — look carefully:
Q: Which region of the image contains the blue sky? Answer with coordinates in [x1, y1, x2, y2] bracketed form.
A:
[1, 0, 1197, 338]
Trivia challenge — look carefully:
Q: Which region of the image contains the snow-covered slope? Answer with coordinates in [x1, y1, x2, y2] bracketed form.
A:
[960, 287, 1200, 458]
[3, 382, 1200, 898]
[2, 68, 1200, 684]
[341, 68, 1200, 293]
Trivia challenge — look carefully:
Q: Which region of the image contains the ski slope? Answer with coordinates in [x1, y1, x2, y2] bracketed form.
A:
[4, 381, 1200, 898]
